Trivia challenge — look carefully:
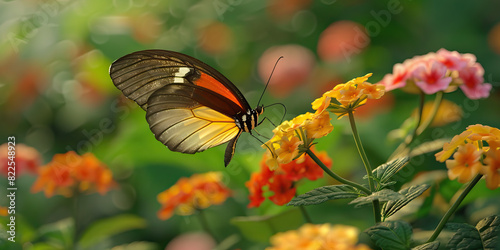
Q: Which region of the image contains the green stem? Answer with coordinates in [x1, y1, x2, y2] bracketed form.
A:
[197, 209, 218, 243]
[348, 111, 374, 187]
[299, 205, 312, 223]
[306, 149, 371, 195]
[416, 91, 443, 135]
[427, 174, 482, 243]
[72, 189, 80, 248]
[389, 91, 444, 161]
[410, 91, 426, 143]
[348, 111, 381, 223]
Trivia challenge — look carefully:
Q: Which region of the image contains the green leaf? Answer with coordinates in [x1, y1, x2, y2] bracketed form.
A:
[287, 185, 360, 206]
[109, 241, 159, 250]
[365, 220, 412, 250]
[382, 184, 430, 219]
[448, 215, 500, 249]
[476, 216, 500, 249]
[77, 214, 147, 248]
[372, 157, 410, 184]
[349, 189, 404, 208]
[37, 218, 74, 249]
[411, 241, 440, 250]
[230, 208, 303, 243]
[409, 139, 450, 158]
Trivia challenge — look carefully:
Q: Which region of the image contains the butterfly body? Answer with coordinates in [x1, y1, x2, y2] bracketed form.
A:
[110, 50, 263, 166]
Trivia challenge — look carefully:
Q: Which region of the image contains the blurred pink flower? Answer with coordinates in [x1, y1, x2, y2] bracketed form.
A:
[378, 49, 491, 99]
[458, 62, 492, 99]
[258, 44, 315, 97]
[412, 60, 452, 94]
[1, 143, 41, 176]
[380, 63, 410, 91]
[435, 48, 468, 71]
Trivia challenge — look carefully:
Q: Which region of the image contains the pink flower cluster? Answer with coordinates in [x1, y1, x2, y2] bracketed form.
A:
[379, 49, 491, 99]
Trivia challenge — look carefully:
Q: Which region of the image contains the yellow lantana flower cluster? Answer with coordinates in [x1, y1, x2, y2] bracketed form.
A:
[262, 109, 333, 170]
[262, 74, 384, 170]
[267, 223, 372, 250]
[312, 73, 385, 119]
[435, 124, 500, 190]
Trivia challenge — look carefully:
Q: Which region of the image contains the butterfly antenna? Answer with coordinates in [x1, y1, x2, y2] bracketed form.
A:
[264, 103, 287, 124]
[257, 56, 284, 107]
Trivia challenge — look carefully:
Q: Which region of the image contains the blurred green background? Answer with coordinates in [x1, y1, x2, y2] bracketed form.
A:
[1, 0, 499, 249]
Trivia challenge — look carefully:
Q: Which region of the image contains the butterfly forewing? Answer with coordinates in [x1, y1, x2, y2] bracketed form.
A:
[109, 50, 251, 111]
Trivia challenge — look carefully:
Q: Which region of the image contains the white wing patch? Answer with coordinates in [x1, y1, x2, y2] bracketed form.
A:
[148, 106, 240, 153]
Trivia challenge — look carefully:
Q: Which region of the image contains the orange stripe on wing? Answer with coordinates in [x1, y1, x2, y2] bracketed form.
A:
[194, 72, 244, 109]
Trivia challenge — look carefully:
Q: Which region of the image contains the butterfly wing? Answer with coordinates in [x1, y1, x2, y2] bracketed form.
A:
[110, 50, 251, 166]
[109, 50, 251, 111]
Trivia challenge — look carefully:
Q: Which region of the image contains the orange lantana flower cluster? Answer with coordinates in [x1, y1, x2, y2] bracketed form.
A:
[435, 124, 500, 190]
[31, 151, 116, 197]
[157, 172, 231, 220]
[312, 73, 385, 119]
[246, 148, 332, 208]
[267, 223, 372, 250]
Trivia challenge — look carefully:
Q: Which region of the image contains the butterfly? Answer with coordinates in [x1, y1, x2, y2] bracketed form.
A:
[109, 50, 266, 166]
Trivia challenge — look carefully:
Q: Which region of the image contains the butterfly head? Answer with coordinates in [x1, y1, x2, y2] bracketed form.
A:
[256, 105, 264, 115]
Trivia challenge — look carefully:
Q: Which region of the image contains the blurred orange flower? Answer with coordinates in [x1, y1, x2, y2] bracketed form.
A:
[157, 172, 231, 220]
[317, 21, 370, 62]
[0, 206, 8, 216]
[267, 223, 372, 250]
[1, 143, 41, 176]
[414, 99, 463, 127]
[247, 148, 332, 208]
[198, 21, 233, 55]
[435, 124, 500, 189]
[31, 151, 116, 197]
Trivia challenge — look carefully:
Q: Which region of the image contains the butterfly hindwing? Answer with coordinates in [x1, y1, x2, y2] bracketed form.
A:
[146, 83, 241, 157]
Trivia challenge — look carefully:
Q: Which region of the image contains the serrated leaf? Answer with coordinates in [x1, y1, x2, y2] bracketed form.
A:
[447, 223, 481, 249]
[411, 241, 440, 250]
[382, 184, 430, 219]
[365, 220, 412, 250]
[78, 214, 146, 248]
[230, 208, 303, 242]
[287, 185, 360, 206]
[476, 215, 500, 249]
[447, 215, 500, 250]
[372, 157, 410, 184]
[349, 189, 404, 208]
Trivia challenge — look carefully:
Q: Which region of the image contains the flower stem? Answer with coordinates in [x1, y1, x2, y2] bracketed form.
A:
[416, 91, 443, 135]
[348, 111, 381, 223]
[389, 91, 443, 161]
[299, 204, 313, 223]
[426, 174, 482, 243]
[197, 209, 218, 243]
[410, 91, 426, 143]
[306, 149, 371, 195]
[72, 190, 80, 248]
